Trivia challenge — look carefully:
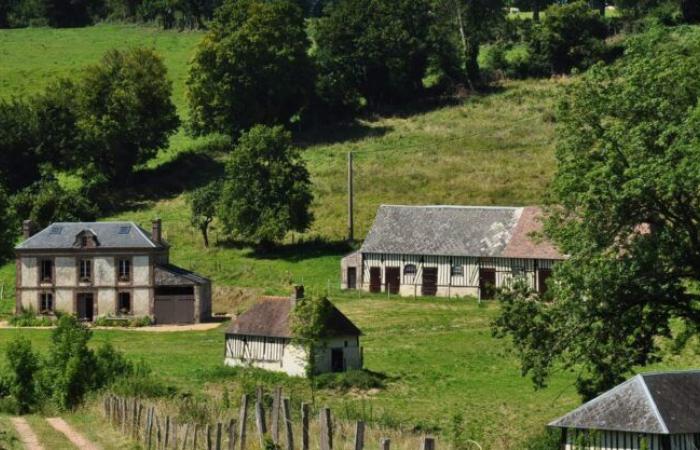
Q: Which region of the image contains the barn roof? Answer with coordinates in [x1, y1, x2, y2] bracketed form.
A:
[155, 264, 210, 286]
[549, 370, 700, 434]
[360, 205, 563, 259]
[16, 222, 165, 250]
[225, 297, 361, 339]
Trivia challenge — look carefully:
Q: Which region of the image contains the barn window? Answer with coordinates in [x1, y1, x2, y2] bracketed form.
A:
[79, 259, 92, 282]
[404, 264, 417, 276]
[451, 264, 464, 277]
[39, 292, 54, 313]
[40, 259, 53, 282]
[118, 292, 132, 315]
[118, 258, 131, 281]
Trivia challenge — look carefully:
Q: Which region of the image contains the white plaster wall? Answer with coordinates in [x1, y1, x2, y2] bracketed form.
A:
[55, 257, 76, 287]
[224, 341, 309, 377]
[132, 256, 150, 285]
[94, 257, 115, 286]
[97, 289, 116, 316]
[55, 289, 73, 313]
[21, 258, 37, 288]
[20, 290, 36, 311]
[132, 288, 151, 316]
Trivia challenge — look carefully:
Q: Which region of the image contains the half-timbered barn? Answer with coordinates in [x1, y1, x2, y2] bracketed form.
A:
[549, 371, 700, 450]
[341, 205, 564, 299]
[224, 290, 362, 377]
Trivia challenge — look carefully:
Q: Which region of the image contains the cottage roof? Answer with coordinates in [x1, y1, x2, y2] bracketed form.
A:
[155, 264, 209, 286]
[549, 370, 700, 434]
[225, 297, 361, 339]
[360, 205, 563, 259]
[16, 222, 164, 250]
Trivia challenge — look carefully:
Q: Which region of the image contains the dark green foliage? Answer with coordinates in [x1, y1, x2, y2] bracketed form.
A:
[0, 98, 42, 193]
[94, 342, 133, 386]
[79, 48, 180, 183]
[290, 295, 333, 341]
[313, 370, 385, 392]
[219, 125, 313, 245]
[314, 0, 443, 111]
[3, 337, 40, 414]
[8, 309, 57, 327]
[188, 180, 221, 247]
[187, 0, 313, 137]
[494, 26, 700, 399]
[11, 178, 99, 231]
[521, 428, 561, 450]
[43, 0, 93, 27]
[0, 188, 16, 263]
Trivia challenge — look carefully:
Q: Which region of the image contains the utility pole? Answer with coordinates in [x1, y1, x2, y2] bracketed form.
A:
[347, 151, 354, 243]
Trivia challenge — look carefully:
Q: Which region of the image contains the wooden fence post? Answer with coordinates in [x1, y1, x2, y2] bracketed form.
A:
[228, 419, 236, 450]
[183, 424, 190, 450]
[172, 419, 178, 450]
[136, 403, 144, 440]
[301, 403, 310, 450]
[282, 398, 294, 450]
[146, 407, 154, 450]
[320, 408, 332, 450]
[156, 415, 162, 449]
[122, 398, 128, 434]
[165, 416, 171, 449]
[380, 438, 391, 450]
[216, 422, 223, 450]
[193, 424, 199, 450]
[206, 424, 213, 450]
[354, 421, 365, 450]
[131, 400, 138, 438]
[238, 394, 248, 450]
[421, 437, 435, 450]
[271, 387, 281, 445]
[255, 388, 266, 447]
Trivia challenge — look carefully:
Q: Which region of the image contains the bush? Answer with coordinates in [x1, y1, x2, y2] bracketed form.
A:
[3, 337, 40, 414]
[522, 428, 562, 450]
[313, 370, 386, 392]
[8, 309, 57, 327]
[93, 315, 153, 328]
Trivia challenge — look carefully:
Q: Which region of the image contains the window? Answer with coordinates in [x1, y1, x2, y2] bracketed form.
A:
[118, 259, 131, 281]
[404, 264, 417, 276]
[118, 292, 132, 315]
[451, 264, 464, 277]
[40, 259, 53, 282]
[118, 226, 131, 234]
[79, 259, 92, 282]
[39, 292, 54, 313]
[81, 236, 89, 247]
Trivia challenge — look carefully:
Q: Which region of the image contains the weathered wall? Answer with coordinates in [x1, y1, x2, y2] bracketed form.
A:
[562, 429, 698, 450]
[224, 336, 309, 377]
[313, 336, 362, 373]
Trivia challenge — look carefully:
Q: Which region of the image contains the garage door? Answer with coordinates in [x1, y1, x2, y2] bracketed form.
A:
[154, 297, 195, 324]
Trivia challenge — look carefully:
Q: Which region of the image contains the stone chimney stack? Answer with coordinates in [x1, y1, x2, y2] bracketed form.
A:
[152, 219, 162, 244]
[22, 220, 35, 240]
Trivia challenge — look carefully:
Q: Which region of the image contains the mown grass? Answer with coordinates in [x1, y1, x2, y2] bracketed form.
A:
[0, 416, 22, 449]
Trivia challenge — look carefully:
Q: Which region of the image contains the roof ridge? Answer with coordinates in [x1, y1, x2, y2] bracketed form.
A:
[638, 374, 670, 434]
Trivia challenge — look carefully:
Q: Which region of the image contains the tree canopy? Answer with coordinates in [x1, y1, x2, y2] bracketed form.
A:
[187, 0, 313, 137]
[493, 26, 700, 399]
[188, 180, 221, 247]
[219, 125, 313, 246]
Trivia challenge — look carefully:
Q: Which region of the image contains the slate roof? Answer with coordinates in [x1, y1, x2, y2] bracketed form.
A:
[226, 297, 361, 339]
[549, 370, 700, 434]
[360, 205, 563, 259]
[16, 222, 164, 250]
[155, 264, 210, 286]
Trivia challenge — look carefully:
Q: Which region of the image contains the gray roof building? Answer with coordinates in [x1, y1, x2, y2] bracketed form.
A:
[16, 221, 166, 250]
[549, 370, 700, 435]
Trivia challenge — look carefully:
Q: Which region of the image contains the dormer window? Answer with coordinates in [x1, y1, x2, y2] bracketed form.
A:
[74, 230, 99, 248]
[81, 236, 89, 247]
[79, 259, 92, 282]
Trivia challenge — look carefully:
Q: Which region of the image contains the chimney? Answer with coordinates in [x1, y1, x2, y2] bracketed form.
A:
[22, 220, 35, 239]
[291, 285, 304, 302]
[152, 219, 162, 244]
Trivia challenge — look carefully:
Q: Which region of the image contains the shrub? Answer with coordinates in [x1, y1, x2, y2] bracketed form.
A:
[313, 370, 386, 392]
[4, 337, 40, 414]
[93, 315, 153, 328]
[8, 309, 56, 327]
[522, 428, 561, 450]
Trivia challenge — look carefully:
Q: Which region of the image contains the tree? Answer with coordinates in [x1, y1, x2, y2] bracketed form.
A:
[78, 48, 179, 183]
[4, 337, 40, 414]
[681, 0, 700, 21]
[0, 98, 41, 193]
[493, 27, 700, 399]
[219, 125, 313, 246]
[188, 180, 221, 247]
[187, 0, 313, 137]
[0, 188, 16, 263]
[43, 0, 93, 26]
[314, 0, 443, 112]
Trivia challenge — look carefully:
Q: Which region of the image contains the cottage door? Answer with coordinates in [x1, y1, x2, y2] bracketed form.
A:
[537, 269, 552, 295]
[331, 348, 344, 372]
[347, 267, 357, 290]
[421, 267, 438, 296]
[77, 293, 94, 321]
[385, 267, 400, 294]
[369, 267, 382, 293]
[479, 269, 496, 300]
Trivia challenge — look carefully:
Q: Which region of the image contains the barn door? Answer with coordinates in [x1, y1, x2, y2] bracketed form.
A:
[369, 267, 381, 293]
[385, 267, 400, 294]
[479, 269, 496, 300]
[347, 267, 357, 290]
[422, 267, 438, 296]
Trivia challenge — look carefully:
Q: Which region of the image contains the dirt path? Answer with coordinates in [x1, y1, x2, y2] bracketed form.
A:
[45, 418, 99, 450]
[10, 417, 44, 450]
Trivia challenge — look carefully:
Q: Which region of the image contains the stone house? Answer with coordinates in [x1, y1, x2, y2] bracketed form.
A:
[224, 289, 362, 377]
[341, 205, 564, 299]
[549, 370, 700, 450]
[15, 219, 211, 324]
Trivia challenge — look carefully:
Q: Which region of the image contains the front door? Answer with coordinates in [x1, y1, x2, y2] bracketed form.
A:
[369, 267, 381, 293]
[538, 269, 552, 295]
[421, 267, 438, 296]
[479, 269, 497, 300]
[76, 293, 94, 321]
[385, 267, 400, 294]
[347, 267, 357, 290]
[331, 348, 344, 372]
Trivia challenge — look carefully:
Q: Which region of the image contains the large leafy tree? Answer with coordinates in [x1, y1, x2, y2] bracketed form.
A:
[314, 0, 441, 111]
[0, 188, 17, 263]
[78, 48, 180, 183]
[188, 180, 221, 247]
[0, 99, 41, 193]
[187, 0, 313, 137]
[493, 27, 700, 399]
[219, 125, 313, 247]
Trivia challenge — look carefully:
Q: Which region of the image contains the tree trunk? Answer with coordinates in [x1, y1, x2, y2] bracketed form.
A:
[681, 0, 700, 23]
[201, 226, 209, 248]
[463, 37, 481, 90]
[533, 1, 540, 22]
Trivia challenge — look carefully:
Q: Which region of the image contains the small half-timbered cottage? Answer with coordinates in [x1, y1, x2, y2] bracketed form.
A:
[549, 370, 700, 450]
[341, 205, 564, 299]
[224, 291, 362, 377]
